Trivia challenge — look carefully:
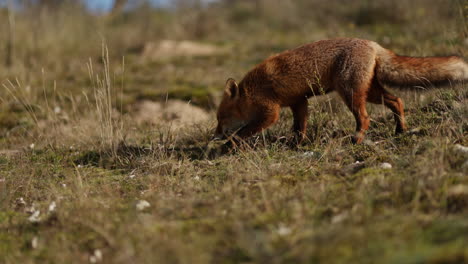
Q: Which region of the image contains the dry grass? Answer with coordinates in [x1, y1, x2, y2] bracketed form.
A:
[0, 1, 468, 263]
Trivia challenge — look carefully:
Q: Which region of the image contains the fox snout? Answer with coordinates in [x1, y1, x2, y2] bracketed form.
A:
[213, 134, 225, 140]
[213, 124, 226, 140]
[213, 131, 225, 140]
[213, 120, 248, 141]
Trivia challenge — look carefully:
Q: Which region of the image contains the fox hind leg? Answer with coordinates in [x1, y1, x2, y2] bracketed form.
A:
[382, 92, 406, 134]
[337, 86, 371, 144]
[367, 80, 407, 134]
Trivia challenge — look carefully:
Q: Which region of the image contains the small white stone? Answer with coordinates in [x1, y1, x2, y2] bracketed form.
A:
[54, 106, 61, 114]
[380, 162, 392, 169]
[31, 236, 39, 249]
[94, 249, 103, 262]
[194, 176, 200, 181]
[331, 212, 349, 224]
[136, 200, 150, 211]
[277, 225, 292, 236]
[48, 201, 56, 213]
[89, 249, 103, 263]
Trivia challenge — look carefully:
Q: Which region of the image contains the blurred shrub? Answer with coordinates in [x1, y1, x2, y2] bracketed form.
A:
[0, 0, 464, 73]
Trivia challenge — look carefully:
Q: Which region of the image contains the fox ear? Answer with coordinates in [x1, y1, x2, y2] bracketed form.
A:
[224, 78, 239, 99]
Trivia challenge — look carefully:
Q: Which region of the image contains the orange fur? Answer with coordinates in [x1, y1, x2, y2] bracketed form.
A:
[215, 38, 468, 144]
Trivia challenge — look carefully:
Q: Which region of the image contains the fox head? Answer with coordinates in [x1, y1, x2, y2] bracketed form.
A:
[214, 78, 251, 139]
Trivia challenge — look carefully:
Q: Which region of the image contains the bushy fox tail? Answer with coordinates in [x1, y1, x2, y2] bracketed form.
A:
[373, 45, 468, 89]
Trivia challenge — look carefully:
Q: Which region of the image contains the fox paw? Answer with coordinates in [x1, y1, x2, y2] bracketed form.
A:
[351, 135, 364, 144]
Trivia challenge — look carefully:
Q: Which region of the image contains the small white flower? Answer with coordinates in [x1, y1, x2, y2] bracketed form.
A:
[62, 183, 67, 188]
[277, 225, 292, 236]
[379, 162, 392, 169]
[29, 143, 35, 150]
[48, 201, 56, 213]
[89, 249, 103, 263]
[77, 164, 83, 168]
[16, 197, 26, 205]
[54, 106, 62, 114]
[136, 200, 150, 211]
[194, 176, 200, 181]
[28, 210, 41, 223]
[31, 236, 39, 249]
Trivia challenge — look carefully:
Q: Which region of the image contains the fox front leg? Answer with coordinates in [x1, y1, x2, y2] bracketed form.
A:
[290, 98, 309, 143]
[234, 105, 281, 143]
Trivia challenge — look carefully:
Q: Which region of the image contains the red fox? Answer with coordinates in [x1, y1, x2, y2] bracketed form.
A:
[215, 38, 468, 144]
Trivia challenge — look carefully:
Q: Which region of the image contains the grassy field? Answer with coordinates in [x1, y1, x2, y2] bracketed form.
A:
[0, 1, 468, 263]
